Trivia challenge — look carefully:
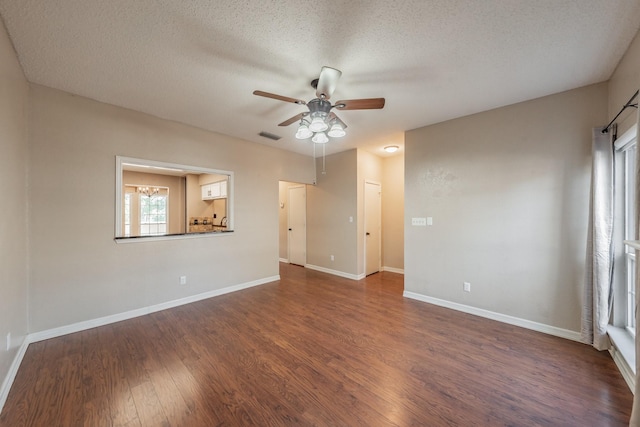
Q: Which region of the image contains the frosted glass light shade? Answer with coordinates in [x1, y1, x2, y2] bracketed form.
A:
[295, 124, 313, 139]
[309, 116, 328, 132]
[312, 132, 329, 144]
[327, 123, 346, 138]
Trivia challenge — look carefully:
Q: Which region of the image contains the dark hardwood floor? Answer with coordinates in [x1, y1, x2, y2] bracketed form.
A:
[0, 263, 632, 426]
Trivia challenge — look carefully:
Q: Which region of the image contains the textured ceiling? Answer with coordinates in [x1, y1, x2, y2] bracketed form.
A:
[1, 1, 639, 158]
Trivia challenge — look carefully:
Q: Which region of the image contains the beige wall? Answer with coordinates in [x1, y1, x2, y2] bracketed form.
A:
[186, 174, 203, 218]
[381, 154, 404, 271]
[608, 28, 640, 135]
[0, 17, 29, 399]
[405, 82, 608, 332]
[27, 84, 314, 332]
[306, 149, 384, 278]
[307, 150, 358, 275]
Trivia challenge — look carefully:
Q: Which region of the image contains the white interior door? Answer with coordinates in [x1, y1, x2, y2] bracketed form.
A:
[288, 185, 306, 266]
[365, 181, 381, 276]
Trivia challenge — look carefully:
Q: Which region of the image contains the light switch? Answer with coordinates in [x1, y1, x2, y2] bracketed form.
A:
[427, 217, 433, 226]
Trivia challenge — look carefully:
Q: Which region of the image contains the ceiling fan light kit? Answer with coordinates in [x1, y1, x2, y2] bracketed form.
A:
[295, 123, 313, 139]
[312, 132, 329, 144]
[328, 123, 346, 138]
[253, 66, 385, 144]
[309, 115, 328, 133]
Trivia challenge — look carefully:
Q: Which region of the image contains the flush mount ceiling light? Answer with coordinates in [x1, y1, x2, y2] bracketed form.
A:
[253, 66, 385, 143]
[384, 145, 399, 153]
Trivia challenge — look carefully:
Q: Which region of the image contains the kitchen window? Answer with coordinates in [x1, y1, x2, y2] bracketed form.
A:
[140, 193, 168, 236]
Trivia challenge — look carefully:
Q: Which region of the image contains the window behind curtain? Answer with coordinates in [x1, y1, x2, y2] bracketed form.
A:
[616, 131, 637, 336]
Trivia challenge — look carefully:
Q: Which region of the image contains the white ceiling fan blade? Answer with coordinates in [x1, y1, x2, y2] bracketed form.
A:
[316, 66, 342, 100]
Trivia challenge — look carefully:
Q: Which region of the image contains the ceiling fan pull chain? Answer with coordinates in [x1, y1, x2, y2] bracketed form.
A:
[322, 143, 326, 175]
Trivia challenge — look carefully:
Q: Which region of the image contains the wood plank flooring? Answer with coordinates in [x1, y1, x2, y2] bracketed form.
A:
[0, 263, 633, 426]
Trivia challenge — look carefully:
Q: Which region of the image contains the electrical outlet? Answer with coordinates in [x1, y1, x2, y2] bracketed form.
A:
[330, 255, 334, 261]
[6, 333, 10, 351]
[463, 282, 471, 292]
[412, 217, 427, 226]
[179, 276, 187, 285]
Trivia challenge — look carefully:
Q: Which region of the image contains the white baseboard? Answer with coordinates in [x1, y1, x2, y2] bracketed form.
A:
[305, 264, 365, 280]
[279, 258, 288, 263]
[607, 326, 636, 393]
[29, 275, 280, 344]
[0, 275, 279, 415]
[403, 291, 582, 342]
[382, 266, 404, 274]
[0, 337, 29, 415]
[610, 346, 635, 393]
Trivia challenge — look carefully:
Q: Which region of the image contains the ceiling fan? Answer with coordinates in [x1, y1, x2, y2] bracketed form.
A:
[253, 66, 385, 144]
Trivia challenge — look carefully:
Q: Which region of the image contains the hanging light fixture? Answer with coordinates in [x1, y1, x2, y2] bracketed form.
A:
[137, 186, 159, 197]
[295, 121, 313, 139]
[254, 66, 386, 146]
[312, 132, 329, 144]
[327, 122, 346, 138]
[292, 98, 346, 143]
[295, 115, 345, 141]
[308, 115, 329, 133]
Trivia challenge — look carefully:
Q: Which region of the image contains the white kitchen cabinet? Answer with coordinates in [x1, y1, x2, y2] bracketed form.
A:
[201, 181, 227, 200]
[201, 184, 212, 200]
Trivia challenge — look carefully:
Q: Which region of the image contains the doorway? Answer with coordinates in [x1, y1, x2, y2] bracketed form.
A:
[287, 185, 307, 266]
[364, 181, 381, 276]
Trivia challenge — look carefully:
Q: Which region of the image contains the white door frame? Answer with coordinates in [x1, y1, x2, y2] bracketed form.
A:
[287, 185, 307, 266]
[364, 180, 382, 276]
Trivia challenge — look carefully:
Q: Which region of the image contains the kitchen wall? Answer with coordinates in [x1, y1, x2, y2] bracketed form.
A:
[27, 84, 314, 332]
[186, 173, 228, 223]
[0, 16, 29, 407]
[381, 153, 404, 272]
[405, 82, 608, 333]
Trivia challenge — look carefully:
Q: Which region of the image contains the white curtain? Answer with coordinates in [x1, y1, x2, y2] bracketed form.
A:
[581, 126, 615, 351]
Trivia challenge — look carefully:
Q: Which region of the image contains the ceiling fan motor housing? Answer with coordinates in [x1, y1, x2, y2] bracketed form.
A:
[308, 98, 332, 118]
[306, 98, 333, 133]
